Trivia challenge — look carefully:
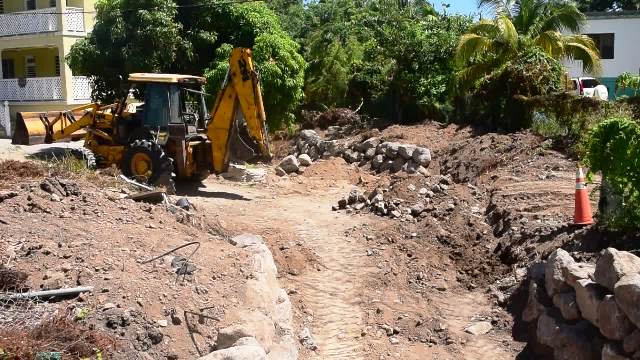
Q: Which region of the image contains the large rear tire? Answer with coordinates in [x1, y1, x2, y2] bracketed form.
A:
[70, 147, 97, 170]
[122, 140, 175, 192]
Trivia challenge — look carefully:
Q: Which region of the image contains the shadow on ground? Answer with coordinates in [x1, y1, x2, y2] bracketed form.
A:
[175, 182, 251, 201]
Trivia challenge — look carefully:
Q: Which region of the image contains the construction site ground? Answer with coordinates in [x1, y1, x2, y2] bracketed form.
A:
[0, 122, 596, 359]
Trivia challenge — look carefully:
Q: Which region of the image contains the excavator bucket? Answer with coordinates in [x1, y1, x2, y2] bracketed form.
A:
[12, 110, 87, 145]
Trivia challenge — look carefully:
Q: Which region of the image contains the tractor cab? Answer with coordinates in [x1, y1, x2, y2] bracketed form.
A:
[127, 73, 209, 141]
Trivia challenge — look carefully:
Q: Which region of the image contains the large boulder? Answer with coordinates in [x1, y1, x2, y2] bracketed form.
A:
[537, 314, 602, 360]
[279, 155, 300, 174]
[598, 295, 635, 341]
[553, 292, 581, 321]
[199, 345, 267, 360]
[595, 248, 640, 292]
[412, 147, 431, 167]
[216, 311, 275, 351]
[563, 262, 595, 288]
[371, 155, 384, 170]
[545, 249, 576, 297]
[601, 343, 630, 360]
[299, 129, 319, 141]
[390, 158, 405, 173]
[574, 279, 607, 327]
[398, 144, 415, 160]
[614, 273, 640, 328]
[624, 329, 640, 354]
[384, 142, 400, 158]
[358, 137, 380, 153]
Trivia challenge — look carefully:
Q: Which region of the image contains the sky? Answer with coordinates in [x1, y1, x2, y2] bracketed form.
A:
[434, 1, 483, 16]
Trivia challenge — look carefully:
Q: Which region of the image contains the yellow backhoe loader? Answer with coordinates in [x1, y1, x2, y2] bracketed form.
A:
[12, 48, 271, 189]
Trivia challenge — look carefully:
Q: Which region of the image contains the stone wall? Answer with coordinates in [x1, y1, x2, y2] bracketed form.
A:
[524, 247, 640, 359]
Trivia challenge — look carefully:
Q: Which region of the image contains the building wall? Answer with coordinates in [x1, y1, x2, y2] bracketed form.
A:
[2, 47, 59, 77]
[564, 15, 640, 99]
[4, 0, 58, 12]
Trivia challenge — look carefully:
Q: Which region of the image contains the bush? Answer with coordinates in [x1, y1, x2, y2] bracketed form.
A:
[585, 117, 640, 230]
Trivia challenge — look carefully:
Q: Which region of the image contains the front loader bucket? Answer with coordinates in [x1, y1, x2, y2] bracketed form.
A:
[12, 111, 86, 145]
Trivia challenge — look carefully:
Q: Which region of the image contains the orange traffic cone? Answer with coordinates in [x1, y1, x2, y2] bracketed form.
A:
[574, 166, 594, 225]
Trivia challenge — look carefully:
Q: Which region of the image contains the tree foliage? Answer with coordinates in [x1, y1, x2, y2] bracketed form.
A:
[67, 0, 305, 130]
[456, 0, 602, 93]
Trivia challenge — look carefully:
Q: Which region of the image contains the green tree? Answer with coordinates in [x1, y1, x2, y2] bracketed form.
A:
[455, 0, 601, 92]
[66, 0, 183, 101]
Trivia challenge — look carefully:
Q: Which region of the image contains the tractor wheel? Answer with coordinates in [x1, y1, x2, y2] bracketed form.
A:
[122, 140, 174, 191]
[70, 147, 97, 170]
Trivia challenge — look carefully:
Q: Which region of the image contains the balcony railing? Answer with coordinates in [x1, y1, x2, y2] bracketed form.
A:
[65, 7, 85, 33]
[0, 7, 86, 37]
[0, 8, 58, 37]
[0, 76, 92, 102]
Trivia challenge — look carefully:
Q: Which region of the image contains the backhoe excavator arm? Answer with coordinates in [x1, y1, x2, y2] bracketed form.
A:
[207, 48, 272, 174]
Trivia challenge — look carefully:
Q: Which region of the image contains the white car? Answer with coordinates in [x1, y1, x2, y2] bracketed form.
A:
[570, 77, 609, 101]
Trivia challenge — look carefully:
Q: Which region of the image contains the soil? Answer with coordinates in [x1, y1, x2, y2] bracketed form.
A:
[0, 121, 603, 359]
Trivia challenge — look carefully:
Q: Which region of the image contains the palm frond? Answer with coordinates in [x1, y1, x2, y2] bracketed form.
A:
[455, 33, 492, 65]
[454, 63, 491, 93]
[538, 3, 585, 34]
[561, 35, 603, 75]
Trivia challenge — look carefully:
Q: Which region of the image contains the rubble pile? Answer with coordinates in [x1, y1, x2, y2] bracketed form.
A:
[280, 129, 432, 176]
[332, 174, 455, 220]
[524, 248, 640, 359]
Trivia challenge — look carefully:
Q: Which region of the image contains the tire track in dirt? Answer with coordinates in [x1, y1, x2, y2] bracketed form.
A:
[194, 183, 371, 359]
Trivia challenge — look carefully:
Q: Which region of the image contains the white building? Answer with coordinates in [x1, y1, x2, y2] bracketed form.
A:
[565, 11, 640, 98]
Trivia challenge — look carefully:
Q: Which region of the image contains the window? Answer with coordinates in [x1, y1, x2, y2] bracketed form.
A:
[49, 0, 56, 7]
[1, 59, 15, 79]
[25, 56, 36, 78]
[0, 0, 4, 14]
[55, 55, 60, 76]
[587, 33, 615, 59]
[25, 0, 36, 10]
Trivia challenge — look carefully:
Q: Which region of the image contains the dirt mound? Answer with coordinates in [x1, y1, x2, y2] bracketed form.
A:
[0, 160, 45, 184]
[439, 132, 543, 184]
[379, 123, 473, 152]
[302, 108, 364, 130]
[301, 157, 364, 183]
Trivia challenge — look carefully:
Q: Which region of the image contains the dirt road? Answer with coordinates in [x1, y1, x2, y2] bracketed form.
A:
[186, 175, 521, 359]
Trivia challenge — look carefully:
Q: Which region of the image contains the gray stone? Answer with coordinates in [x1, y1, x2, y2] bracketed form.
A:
[297, 154, 312, 167]
[384, 142, 400, 158]
[536, 313, 559, 347]
[537, 314, 602, 360]
[364, 148, 376, 160]
[412, 147, 431, 167]
[230, 234, 264, 248]
[375, 142, 389, 155]
[602, 343, 630, 360]
[359, 137, 380, 152]
[390, 210, 401, 218]
[615, 273, 640, 328]
[545, 249, 576, 297]
[279, 155, 299, 174]
[275, 167, 287, 177]
[390, 158, 405, 173]
[232, 337, 262, 348]
[464, 321, 492, 335]
[398, 144, 416, 160]
[417, 166, 429, 177]
[523, 280, 546, 322]
[371, 155, 384, 170]
[595, 248, 640, 292]
[553, 292, 581, 321]
[199, 345, 267, 360]
[298, 327, 318, 351]
[575, 278, 607, 327]
[379, 160, 393, 172]
[299, 129, 319, 140]
[624, 329, 640, 354]
[405, 160, 419, 174]
[410, 203, 425, 217]
[347, 189, 364, 205]
[343, 149, 362, 163]
[216, 313, 274, 351]
[564, 262, 595, 288]
[598, 295, 635, 340]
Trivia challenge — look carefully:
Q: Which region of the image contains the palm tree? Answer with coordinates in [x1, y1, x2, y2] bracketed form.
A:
[455, 0, 602, 91]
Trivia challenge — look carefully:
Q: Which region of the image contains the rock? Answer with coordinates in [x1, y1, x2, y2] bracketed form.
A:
[216, 313, 274, 351]
[464, 321, 492, 335]
[364, 148, 376, 160]
[602, 343, 630, 360]
[598, 295, 634, 340]
[412, 147, 431, 167]
[299, 129, 319, 140]
[359, 137, 380, 152]
[553, 292, 581, 321]
[230, 234, 264, 248]
[279, 155, 300, 174]
[353, 203, 365, 210]
[298, 327, 318, 351]
[157, 319, 168, 327]
[595, 248, 640, 292]
[523, 280, 546, 322]
[297, 154, 312, 167]
[563, 262, 595, 288]
[537, 314, 602, 360]
[614, 273, 640, 328]
[384, 142, 400, 158]
[371, 155, 385, 170]
[410, 203, 425, 217]
[42, 271, 65, 290]
[367, 188, 384, 202]
[0, 191, 18, 202]
[545, 249, 575, 297]
[390, 210, 401, 218]
[404, 160, 419, 174]
[275, 167, 287, 177]
[199, 345, 267, 360]
[389, 336, 400, 344]
[222, 164, 266, 182]
[102, 302, 117, 311]
[417, 166, 429, 177]
[575, 279, 607, 326]
[390, 158, 405, 173]
[50, 193, 61, 202]
[418, 188, 428, 195]
[398, 144, 415, 160]
[338, 198, 348, 210]
[624, 329, 640, 354]
[347, 189, 364, 205]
